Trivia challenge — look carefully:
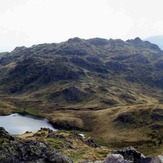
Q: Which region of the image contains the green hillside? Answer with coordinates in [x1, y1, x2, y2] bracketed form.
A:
[0, 37, 163, 157]
[0, 37, 163, 108]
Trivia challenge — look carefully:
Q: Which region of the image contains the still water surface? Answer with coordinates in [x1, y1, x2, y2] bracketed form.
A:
[0, 113, 57, 134]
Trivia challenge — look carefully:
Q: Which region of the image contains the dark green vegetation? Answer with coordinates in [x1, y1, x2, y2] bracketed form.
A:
[0, 37, 163, 157]
[1, 37, 163, 108]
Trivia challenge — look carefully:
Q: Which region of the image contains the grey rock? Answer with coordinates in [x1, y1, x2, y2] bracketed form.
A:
[113, 146, 145, 162]
[138, 157, 153, 163]
[138, 155, 163, 163]
[104, 154, 129, 163]
[157, 155, 163, 163]
[0, 127, 73, 163]
[45, 151, 73, 163]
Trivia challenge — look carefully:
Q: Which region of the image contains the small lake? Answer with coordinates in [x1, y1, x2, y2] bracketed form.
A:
[0, 113, 57, 134]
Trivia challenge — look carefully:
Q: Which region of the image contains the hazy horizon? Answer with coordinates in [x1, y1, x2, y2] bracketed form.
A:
[0, 0, 163, 52]
[0, 36, 145, 53]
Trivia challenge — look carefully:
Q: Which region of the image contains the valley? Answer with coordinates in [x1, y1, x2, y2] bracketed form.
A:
[0, 37, 163, 161]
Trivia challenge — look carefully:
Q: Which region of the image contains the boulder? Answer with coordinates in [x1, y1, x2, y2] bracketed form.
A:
[0, 127, 15, 140]
[45, 151, 73, 163]
[104, 154, 129, 163]
[113, 147, 145, 162]
[138, 155, 163, 163]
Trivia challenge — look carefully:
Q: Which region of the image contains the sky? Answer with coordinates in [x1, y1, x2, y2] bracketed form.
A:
[0, 0, 163, 52]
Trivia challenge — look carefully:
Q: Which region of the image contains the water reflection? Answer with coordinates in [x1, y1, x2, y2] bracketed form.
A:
[0, 113, 57, 134]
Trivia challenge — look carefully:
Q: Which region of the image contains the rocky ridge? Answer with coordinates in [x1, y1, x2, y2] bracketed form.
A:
[0, 127, 73, 163]
[0, 37, 163, 108]
[0, 127, 163, 163]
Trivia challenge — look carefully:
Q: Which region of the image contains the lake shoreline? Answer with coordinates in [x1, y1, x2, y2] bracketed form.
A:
[0, 112, 58, 134]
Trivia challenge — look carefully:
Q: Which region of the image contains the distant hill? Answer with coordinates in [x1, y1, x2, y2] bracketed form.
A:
[0, 37, 163, 109]
[145, 35, 163, 50]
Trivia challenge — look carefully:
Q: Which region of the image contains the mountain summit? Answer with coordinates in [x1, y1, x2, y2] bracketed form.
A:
[0, 37, 163, 108]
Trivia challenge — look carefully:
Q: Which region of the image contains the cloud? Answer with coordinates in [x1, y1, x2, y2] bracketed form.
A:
[0, 26, 31, 52]
[0, 0, 163, 50]
[0, 0, 28, 14]
[106, 0, 163, 38]
[0, 0, 134, 43]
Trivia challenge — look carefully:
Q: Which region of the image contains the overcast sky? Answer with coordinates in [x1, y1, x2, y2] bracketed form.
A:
[0, 0, 163, 52]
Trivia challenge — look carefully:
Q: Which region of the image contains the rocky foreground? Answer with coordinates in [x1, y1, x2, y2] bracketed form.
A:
[0, 127, 163, 163]
[0, 127, 72, 163]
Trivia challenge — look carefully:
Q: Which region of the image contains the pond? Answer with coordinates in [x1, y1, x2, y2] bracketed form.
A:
[0, 113, 57, 134]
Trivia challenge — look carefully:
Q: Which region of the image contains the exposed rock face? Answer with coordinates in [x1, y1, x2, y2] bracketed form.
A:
[113, 146, 145, 163]
[0, 127, 15, 140]
[85, 138, 100, 148]
[113, 113, 135, 124]
[138, 155, 163, 163]
[110, 147, 163, 163]
[104, 154, 129, 163]
[104, 154, 163, 163]
[50, 86, 87, 103]
[0, 127, 163, 163]
[0, 127, 73, 163]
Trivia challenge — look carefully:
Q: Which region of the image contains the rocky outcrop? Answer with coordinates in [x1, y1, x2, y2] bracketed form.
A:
[0, 127, 73, 163]
[0, 127, 163, 163]
[104, 147, 163, 163]
[138, 155, 163, 163]
[85, 138, 100, 148]
[104, 154, 128, 163]
[0, 127, 15, 141]
[113, 146, 145, 162]
[113, 113, 135, 125]
[50, 86, 88, 103]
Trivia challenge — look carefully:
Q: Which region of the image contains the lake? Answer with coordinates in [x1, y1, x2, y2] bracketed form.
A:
[0, 113, 57, 134]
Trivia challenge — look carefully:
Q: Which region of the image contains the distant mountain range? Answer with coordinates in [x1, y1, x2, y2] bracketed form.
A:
[145, 35, 163, 50]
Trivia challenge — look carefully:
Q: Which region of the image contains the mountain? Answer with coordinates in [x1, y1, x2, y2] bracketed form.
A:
[0, 37, 163, 156]
[145, 35, 163, 50]
[0, 37, 163, 108]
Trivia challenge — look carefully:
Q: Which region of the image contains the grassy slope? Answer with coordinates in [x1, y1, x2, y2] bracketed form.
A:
[40, 103, 163, 156]
[0, 92, 163, 157]
[18, 129, 111, 162]
[90, 104, 163, 156]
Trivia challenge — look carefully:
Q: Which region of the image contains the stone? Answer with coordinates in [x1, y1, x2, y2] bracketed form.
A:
[138, 155, 163, 163]
[104, 154, 129, 163]
[45, 151, 73, 163]
[113, 146, 145, 162]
